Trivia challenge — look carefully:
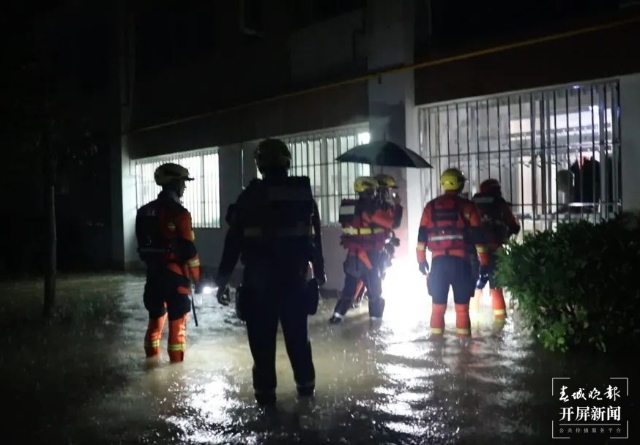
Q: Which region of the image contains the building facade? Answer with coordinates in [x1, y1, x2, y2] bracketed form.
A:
[112, 0, 640, 291]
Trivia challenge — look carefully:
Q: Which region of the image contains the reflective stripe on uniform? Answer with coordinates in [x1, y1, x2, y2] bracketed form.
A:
[416, 242, 426, 250]
[476, 246, 488, 253]
[342, 227, 386, 235]
[144, 340, 160, 348]
[168, 343, 185, 351]
[339, 205, 355, 215]
[187, 258, 200, 267]
[243, 226, 313, 237]
[494, 309, 506, 316]
[428, 234, 465, 241]
[167, 223, 176, 231]
[190, 230, 195, 241]
[431, 328, 443, 335]
[457, 328, 470, 335]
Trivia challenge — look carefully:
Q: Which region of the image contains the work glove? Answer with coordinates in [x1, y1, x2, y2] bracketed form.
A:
[216, 286, 231, 306]
[419, 262, 429, 276]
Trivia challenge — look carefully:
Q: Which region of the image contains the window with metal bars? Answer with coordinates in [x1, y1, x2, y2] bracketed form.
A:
[256, 126, 371, 225]
[418, 81, 621, 235]
[133, 148, 221, 229]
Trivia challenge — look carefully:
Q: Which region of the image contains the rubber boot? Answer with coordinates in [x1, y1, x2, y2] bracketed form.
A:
[469, 289, 483, 312]
[144, 314, 167, 358]
[168, 314, 188, 363]
[491, 288, 507, 321]
[455, 304, 471, 338]
[430, 303, 447, 337]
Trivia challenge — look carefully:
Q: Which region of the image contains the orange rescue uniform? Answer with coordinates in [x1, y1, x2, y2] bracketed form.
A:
[416, 191, 489, 337]
[136, 191, 201, 362]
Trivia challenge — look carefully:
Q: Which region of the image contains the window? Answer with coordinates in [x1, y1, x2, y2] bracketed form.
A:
[257, 126, 371, 225]
[240, 0, 263, 35]
[133, 148, 221, 228]
[418, 81, 621, 235]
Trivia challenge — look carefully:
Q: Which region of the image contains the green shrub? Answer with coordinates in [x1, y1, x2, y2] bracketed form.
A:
[495, 212, 640, 353]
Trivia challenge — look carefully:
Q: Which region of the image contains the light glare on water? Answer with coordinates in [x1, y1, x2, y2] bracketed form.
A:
[1, 273, 635, 445]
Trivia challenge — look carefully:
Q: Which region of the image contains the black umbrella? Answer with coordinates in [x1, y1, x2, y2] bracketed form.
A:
[335, 140, 433, 168]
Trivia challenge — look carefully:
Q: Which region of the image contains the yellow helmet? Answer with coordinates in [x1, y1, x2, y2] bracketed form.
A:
[374, 173, 398, 189]
[440, 168, 466, 192]
[354, 176, 378, 194]
[154, 163, 194, 186]
[255, 138, 292, 173]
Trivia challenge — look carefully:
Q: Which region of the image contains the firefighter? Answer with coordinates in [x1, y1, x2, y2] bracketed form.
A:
[374, 173, 403, 281]
[416, 168, 490, 338]
[338, 191, 367, 308]
[135, 163, 203, 363]
[214, 138, 326, 406]
[329, 176, 394, 324]
[348, 174, 403, 308]
[470, 178, 521, 320]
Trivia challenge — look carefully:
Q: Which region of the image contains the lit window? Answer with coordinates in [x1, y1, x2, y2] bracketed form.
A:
[418, 81, 621, 232]
[254, 126, 370, 225]
[133, 148, 221, 228]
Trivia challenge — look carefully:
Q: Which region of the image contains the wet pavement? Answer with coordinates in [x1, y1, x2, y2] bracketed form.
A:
[0, 267, 635, 444]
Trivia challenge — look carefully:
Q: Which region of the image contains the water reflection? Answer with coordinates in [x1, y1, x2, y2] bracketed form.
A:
[1, 274, 636, 444]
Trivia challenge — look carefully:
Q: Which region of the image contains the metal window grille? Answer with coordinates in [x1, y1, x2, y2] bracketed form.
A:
[256, 125, 371, 225]
[133, 147, 221, 228]
[418, 81, 621, 236]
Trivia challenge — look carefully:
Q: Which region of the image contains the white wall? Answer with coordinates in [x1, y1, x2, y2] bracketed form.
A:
[194, 143, 245, 278]
[620, 73, 640, 212]
[366, 0, 416, 263]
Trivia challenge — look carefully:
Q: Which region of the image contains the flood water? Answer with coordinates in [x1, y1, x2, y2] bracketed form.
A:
[0, 268, 635, 444]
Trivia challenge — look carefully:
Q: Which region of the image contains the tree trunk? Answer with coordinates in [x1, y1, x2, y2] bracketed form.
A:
[43, 136, 57, 318]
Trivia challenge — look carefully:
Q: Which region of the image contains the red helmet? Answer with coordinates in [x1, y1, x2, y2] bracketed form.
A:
[480, 179, 501, 194]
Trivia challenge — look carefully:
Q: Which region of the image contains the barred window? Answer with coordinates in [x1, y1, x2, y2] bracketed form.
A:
[257, 125, 371, 225]
[418, 81, 621, 236]
[133, 148, 221, 228]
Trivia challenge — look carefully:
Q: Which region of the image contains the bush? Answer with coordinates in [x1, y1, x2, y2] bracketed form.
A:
[495, 212, 640, 353]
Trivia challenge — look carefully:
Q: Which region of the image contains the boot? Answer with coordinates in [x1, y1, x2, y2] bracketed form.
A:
[455, 304, 471, 338]
[144, 314, 167, 358]
[491, 288, 507, 321]
[168, 314, 188, 363]
[469, 289, 483, 312]
[430, 303, 447, 337]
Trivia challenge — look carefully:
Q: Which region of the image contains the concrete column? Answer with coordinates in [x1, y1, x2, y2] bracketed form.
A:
[111, 0, 139, 270]
[366, 0, 423, 261]
[620, 74, 640, 212]
[218, 144, 244, 225]
[242, 141, 260, 188]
